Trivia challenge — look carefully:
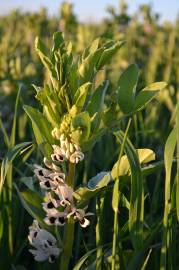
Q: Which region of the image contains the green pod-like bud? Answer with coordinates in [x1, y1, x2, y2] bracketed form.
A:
[59, 113, 72, 135]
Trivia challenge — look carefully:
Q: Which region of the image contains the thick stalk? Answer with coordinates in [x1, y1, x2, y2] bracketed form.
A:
[67, 163, 76, 188]
[59, 163, 76, 270]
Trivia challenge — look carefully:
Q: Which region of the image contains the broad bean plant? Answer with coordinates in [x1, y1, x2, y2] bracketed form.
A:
[18, 32, 166, 269]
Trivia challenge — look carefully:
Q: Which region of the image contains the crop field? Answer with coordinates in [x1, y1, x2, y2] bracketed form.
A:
[0, 1, 179, 269]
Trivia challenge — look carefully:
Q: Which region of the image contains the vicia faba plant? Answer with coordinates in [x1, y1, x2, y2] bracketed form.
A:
[5, 32, 167, 269]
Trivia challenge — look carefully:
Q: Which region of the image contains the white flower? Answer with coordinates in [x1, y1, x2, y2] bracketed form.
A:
[75, 209, 91, 228]
[51, 135, 84, 164]
[29, 229, 56, 248]
[42, 187, 74, 227]
[28, 220, 40, 245]
[51, 145, 67, 162]
[34, 165, 52, 181]
[69, 151, 84, 163]
[42, 193, 61, 214]
[34, 165, 65, 190]
[43, 157, 61, 171]
[28, 220, 61, 263]
[29, 246, 60, 263]
[34, 165, 53, 190]
[68, 208, 93, 228]
[44, 212, 66, 226]
[55, 184, 73, 205]
[28, 220, 57, 247]
[50, 172, 65, 184]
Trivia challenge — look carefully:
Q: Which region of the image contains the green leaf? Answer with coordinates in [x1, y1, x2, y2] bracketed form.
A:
[176, 103, 179, 221]
[0, 142, 32, 194]
[0, 116, 10, 147]
[35, 84, 62, 122]
[9, 87, 21, 148]
[117, 64, 139, 114]
[87, 81, 109, 131]
[120, 193, 130, 210]
[82, 38, 100, 59]
[71, 111, 91, 144]
[97, 41, 124, 69]
[88, 38, 100, 54]
[160, 127, 177, 269]
[164, 127, 177, 201]
[115, 131, 144, 250]
[35, 37, 55, 74]
[69, 64, 78, 98]
[52, 31, 64, 52]
[14, 184, 47, 228]
[134, 82, 167, 111]
[20, 177, 35, 191]
[141, 249, 152, 270]
[35, 37, 57, 87]
[78, 48, 103, 84]
[73, 247, 98, 270]
[74, 82, 92, 112]
[112, 178, 120, 212]
[73, 172, 111, 206]
[82, 128, 107, 151]
[111, 149, 155, 179]
[127, 223, 161, 270]
[87, 81, 109, 117]
[24, 105, 55, 148]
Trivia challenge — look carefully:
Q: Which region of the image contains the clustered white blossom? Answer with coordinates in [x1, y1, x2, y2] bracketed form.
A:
[28, 134, 92, 263]
[28, 220, 61, 263]
[51, 132, 84, 164]
[34, 158, 91, 227]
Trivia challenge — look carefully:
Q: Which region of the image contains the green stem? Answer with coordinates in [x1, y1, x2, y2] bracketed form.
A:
[111, 202, 119, 270]
[7, 166, 13, 255]
[67, 163, 76, 187]
[59, 217, 75, 270]
[96, 195, 105, 270]
[111, 118, 131, 270]
[59, 162, 76, 270]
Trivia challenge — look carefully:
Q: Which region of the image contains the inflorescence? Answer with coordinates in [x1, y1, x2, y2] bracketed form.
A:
[28, 133, 91, 263]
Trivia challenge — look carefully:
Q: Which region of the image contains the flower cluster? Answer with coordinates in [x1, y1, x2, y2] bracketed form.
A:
[51, 132, 84, 164]
[28, 220, 60, 263]
[28, 134, 91, 263]
[34, 157, 91, 227]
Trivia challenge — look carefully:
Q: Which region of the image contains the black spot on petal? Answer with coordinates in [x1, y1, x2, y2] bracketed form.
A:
[47, 202, 54, 209]
[54, 155, 58, 161]
[58, 217, 65, 224]
[49, 255, 56, 263]
[47, 240, 53, 246]
[59, 155, 64, 161]
[55, 177, 63, 183]
[49, 217, 56, 224]
[39, 170, 44, 176]
[80, 218, 85, 225]
[44, 181, 51, 188]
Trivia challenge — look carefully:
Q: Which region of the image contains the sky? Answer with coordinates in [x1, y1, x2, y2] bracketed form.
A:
[0, 0, 178, 22]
